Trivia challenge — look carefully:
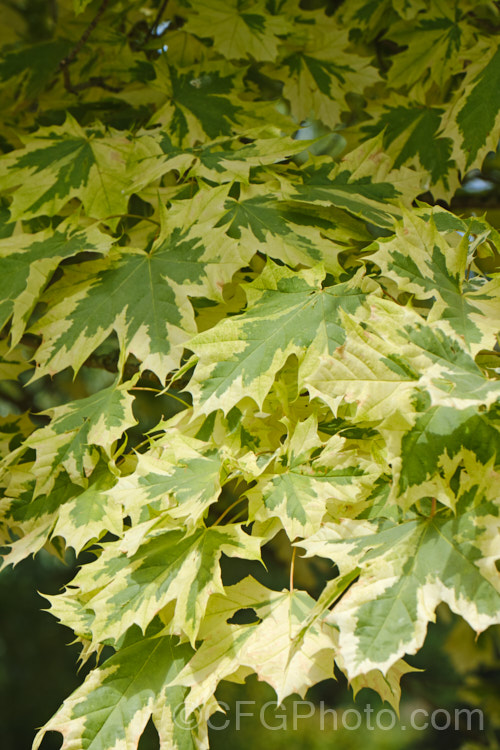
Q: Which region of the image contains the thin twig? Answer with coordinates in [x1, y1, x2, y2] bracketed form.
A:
[61, 0, 111, 68]
[144, 0, 169, 44]
[213, 497, 246, 526]
[69, 76, 121, 93]
[163, 391, 190, 408]
[59, 0, 115, 94]
[381, 287, 400, 304]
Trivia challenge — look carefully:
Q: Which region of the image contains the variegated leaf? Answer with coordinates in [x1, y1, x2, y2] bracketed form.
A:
[31, 208, 245, 381]
[185, 0, 291, 62]
[189, 262, 374, 414]
[290, 155, 405, 229]
[108, 441, 222, 528]
[362, 298, 500, 410]
[0, 114, 156, 224]
[1, 462, 121, 568]
[175, 575, 337, 710]
[213, 184, 346, 275]
[370, 212, 500, 354]
[273, 16, 379, 128]
[306, 310, 420, 424]
[150, 61, 247, 147]
[133, 129, 310, 190]
[398, 405, 500, 507]
[22, 378, 137, 493]
[0, 222, 112, 346]
[362, 98, 456, 193]
[442, 45, 500, 172]
[384, 4, 475, 92]
[49, 523, 262, 647]
[301, 496, 500, 679]
[248, 417, 381, 538]
[33, 635, 209, 750]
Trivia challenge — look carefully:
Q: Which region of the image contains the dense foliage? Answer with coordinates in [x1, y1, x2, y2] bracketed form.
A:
[1, 0, 500, 747]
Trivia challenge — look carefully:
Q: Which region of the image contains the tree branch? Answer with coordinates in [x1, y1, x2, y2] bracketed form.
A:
[144, 0, 169, 45]
[59, 0, 117, 94]
[61, 0, 111, 68]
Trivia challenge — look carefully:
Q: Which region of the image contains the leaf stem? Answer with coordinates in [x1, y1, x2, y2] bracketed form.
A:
[381, 288, 400, 304]
[101, 214, 161, 226]
[290, 547, 297, 595]
[228, 509, 248, 524]
[163, 392, 190, 408]
[213, 496, 247, 526]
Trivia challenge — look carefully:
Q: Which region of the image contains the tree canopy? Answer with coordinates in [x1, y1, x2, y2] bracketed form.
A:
[0, 1, 500, 748]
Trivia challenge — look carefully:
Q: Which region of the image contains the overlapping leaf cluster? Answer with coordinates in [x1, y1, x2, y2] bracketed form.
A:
[0, 1, 499, 748]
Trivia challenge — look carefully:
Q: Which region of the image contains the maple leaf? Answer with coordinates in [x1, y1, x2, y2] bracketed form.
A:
[0, 114, 155, 225]
[443, 45, 500, 171]
[150, 61, 246, 146]
[397, 405, 500, 506]
[33, 636, 208, 750]
[370, 212, 500, 354]
[247, 417, 380, 538]
[185, 0, 291, 62]
[290, 145, 410, 228]
[175, 576, 337, 710]
[132, 129, 309, 190]
[1, 462, 121, 568]
[108, 436, 222, 529]
[0, 2, 499, 746]
[0, 39, 73, 101]
[361, 298, 500, 410]
[273, 16, 379, 128]
[305, 310, 420, 424]
[301, 497, 500, 679]
[214, 185, 346, 275]
[362, 99, 456, 192]
[384, 4, 474, 92]
[31, 204, 245, 381]
[348, 659, 421, 714]
[189, 262, 374, 414]
[49, 523, 262, 647]
[0, 222, 113, 347]
[20, 378, 137, 494]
